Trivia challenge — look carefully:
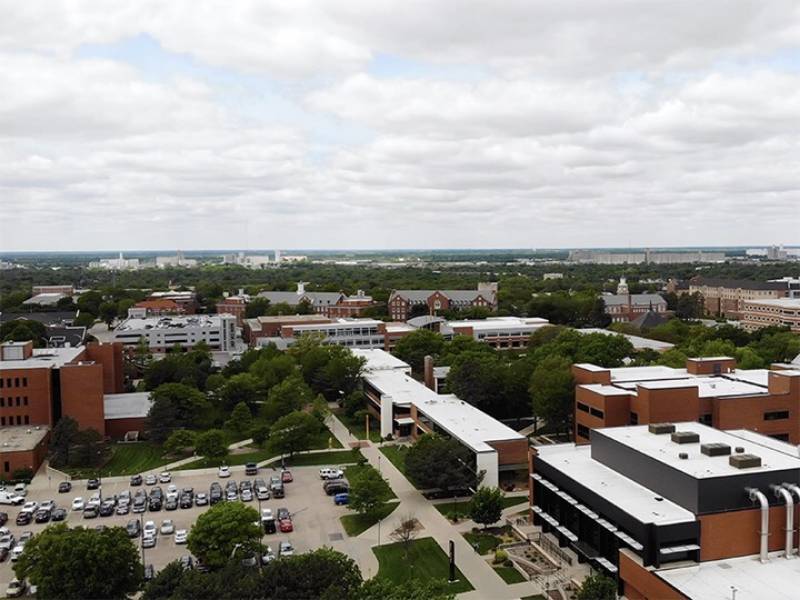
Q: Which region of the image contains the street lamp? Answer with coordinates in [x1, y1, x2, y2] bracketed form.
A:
[377, 454, 382, 547]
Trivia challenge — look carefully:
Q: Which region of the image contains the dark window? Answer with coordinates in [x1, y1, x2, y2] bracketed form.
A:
[23, 415, 29, 425]
[0, 416, 4, 426]
[23, 397, 28, 406]
[770, 433, 790, 441]
[577, 424, 590, 439]
[14, 377, 19, 387]
[22, 377, 27, 387]
[3, 461, 9, 473]
[577, 402, 590, 413]
[0, 378, 3, 388]
[16, 415, 22, 425]
[764, 410, 790, 421]
[590, 407, 604, 419]
[0, 397, 3, 407]
[699, 414, 712, 426]
[630, 412, 639, 425]
[16, 397, 20, 406]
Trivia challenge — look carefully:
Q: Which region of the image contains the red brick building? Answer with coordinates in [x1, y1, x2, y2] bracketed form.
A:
[133, 298, 185, 316]
[216, 295, 248, 326]
[685, 277, 792, 320]
[387, 283, 498, 321]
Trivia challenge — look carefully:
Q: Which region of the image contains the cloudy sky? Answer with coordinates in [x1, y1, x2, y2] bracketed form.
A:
[1, 1, 799, 251]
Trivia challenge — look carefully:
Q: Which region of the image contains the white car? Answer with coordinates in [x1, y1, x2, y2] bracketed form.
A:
[167, 484, 178, 495]
[0, 534, 16, 551]
[160, 520, 175, 535]
[5, 579, 25, 598]
[319, 467, 344, 480]
[278, 541, 294, 557]
[143, 520, 157, 536]
[40, 500, 56, 511]
[261, 508, 273, 521]
[10, 545, 24, 562]
[21, 501, 38, 514]
[218, 466, 231, 478]
[71, 497, 85, 511]
[174, 529, 188, 544]
[159, 472, 172, 483]
[13, 483, 27, 496]
[261, 546, 275, 563]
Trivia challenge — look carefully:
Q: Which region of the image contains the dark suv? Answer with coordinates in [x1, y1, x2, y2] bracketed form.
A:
[245, 463, 258, 476]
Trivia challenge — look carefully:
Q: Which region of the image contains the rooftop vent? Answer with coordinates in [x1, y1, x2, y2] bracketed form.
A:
[729, 454, 762, 469]
[735, 447, 746, 453]
[671, 431, 700, 444]
[678, 452, 689, 460]
[649, 423, 676, 435]
[701, 442, 732, 457]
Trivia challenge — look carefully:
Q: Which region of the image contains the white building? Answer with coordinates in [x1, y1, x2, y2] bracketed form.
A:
[89, 252, 140, 271]
[113, 314, 238, 352]
[440, 316, 551, 349]
[222, 252, 272, 269]
[155, 251, 198, 268]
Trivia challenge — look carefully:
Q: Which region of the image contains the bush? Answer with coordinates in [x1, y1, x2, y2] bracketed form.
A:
[12, 468, 34, 481]
[493, 549, 508, 564]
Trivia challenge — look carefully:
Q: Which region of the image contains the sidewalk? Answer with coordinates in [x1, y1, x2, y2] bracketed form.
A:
[326, 414, 545, 600]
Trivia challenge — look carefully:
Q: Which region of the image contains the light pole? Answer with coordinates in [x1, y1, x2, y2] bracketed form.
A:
[377, 454, 382, 547]
[139, 511, 146, 567]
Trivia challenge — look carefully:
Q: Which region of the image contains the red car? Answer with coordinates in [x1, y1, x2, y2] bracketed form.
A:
[281, 470, 293, 483]
[279, 518, 293, 533]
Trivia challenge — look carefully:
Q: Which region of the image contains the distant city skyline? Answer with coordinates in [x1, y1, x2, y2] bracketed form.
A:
[2, 2, 799, 251]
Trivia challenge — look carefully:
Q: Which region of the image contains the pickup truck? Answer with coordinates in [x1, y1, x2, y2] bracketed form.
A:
[0, 492, 24, 506]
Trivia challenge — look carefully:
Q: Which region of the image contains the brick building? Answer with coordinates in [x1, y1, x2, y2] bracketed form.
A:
[146, 291, 198, 314]
[685, 277, 792, 319]
[741, 298, 800, 334]
[257, 282, 376, 318]
[132, 298, 186, 316]
[601, 277, 668, 323]
[216, 295, 248, 326]
[572, 357, 800, 444]
[530, 422, 800, 599]
[387, 283, 498, 321]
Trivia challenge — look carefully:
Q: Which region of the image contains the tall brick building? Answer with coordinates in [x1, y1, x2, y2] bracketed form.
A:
[387, 282, 498, 321]
[685, 277, 792, 319]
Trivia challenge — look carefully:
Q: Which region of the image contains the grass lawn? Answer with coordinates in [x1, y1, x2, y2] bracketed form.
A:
[64, 442, 172, 478]
[373, 537, 474, 594]
[494, 566, 526, 584]
[436, 495, 529, 521]
[378, 444, 426, 488]
[266, 448, 364, 467]
[344, 464, 397, 500]
[463, 530, 502, 555]
[340, 501, 400, 536]
[334, 409, 381, 443]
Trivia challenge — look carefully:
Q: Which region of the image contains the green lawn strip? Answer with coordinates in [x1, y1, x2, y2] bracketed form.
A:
[436, 495, 529, 521]
[463, 531, 502, 555]
[174, 447, 276, 471]
[339, 501, 400, 536]
[333, 409, 381, 443]
[378, 445, 424, 488]
[373, 537, 474, 594]
[63, 443, 173, 478]
[343, 464, 397, 500]
[494, 566, 526, 584]
[266, 448, 364, 467]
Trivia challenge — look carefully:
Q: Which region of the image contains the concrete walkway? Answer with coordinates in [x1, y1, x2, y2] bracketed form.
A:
[326, 414, 545, 600]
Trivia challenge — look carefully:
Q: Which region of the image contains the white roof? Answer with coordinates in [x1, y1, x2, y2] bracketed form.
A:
[23, 292, 66, 306]
[446, 316, 550, 332]
[596, 423, 800, 479]
[0, 346, 84, 371]
[626, 377, 767, 399]
[579, 384, 633, 396]
[385, 322, 416, 333]
[745, 298, 800, 309]
[364, 369, 434, 407]
[351, 348, 410, 372]
[103, 392, 153, 420]
[577, 328, 674, 351]
[608, 365, 689, 382]
[536, 443, 695, 525]
[658, 552, 800, 600]
[116, 315, 229, 331]
[290, 318, 383, 331]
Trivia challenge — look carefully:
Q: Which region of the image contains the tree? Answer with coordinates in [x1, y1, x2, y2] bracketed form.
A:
[141, 560, 185, 600]
[163, 429, 197, 455]
[73, 312, 97, 328]
[390, 514, 420, 559]
[260, 547, 363, 600]
[48, 416, 79, 467]
[14, 523, 142, 599]
[71, 427, 105, 467]
[469, 486, 504, 528]
[216, 372, 262, 412]
[244, 297, 270, 319]
[195, 429, 229, 461]
[146, 383, 212, 442]
[160, 562, 262, 600]
[268, 411, 321, 457]
[260, 374, 315, 424]
[116, 298, 135, 318]
[446, 351, 505, 416]
[76, 290, 104, 316]
[393, 329, 446, 374]
[530, 355, 574, 435]
[187, 502, 262, 569]
[349, 468, 390, 517]
[225, 401, 252, 436]
[1, 319, 47, 346]
[143, 346, 213, 391]
[405, 434, 477, 492]
[355, 579, 456, 600]
[577, 573, 617, 600]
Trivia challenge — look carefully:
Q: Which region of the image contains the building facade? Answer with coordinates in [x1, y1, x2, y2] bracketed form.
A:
[685, 277, 792, 319]
[387, 283, 498, 321]
[216, 295, 249, 327]
[249, 318, 414, 351]
[257, 282, 376, 318]
[113, 314, 238, 352]
[741, 298, 800, 334]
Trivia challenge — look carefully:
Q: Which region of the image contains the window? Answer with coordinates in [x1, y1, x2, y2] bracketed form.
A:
[630, 412, 639, 425]
[22, 377, 27, 387]
[577, 402, 589, 413]
[0, 398, 3, 407]
[14, 377, 19, 387]
[23, 397, 28, 406]
[0, 417, 4, 426]
[699, 414, 712, 426]
[577, 424, 590, 439]
[590, 407, 604, 419]
[24, 415, 29, 425]
[770, 433, 790, 442]
[764, 410, 790, 421]
[16, 415, 22, 425]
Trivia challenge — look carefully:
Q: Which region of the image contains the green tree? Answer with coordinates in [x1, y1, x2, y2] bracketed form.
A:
[187, 502, 262, 569]
[393, 329, 446, 373]
[77, 290, 104, 316]
[260, 547, 363, 600]
[530, 355, 574, 435]
[260, 374, 315, 424]
[71, 427, 105, 467]
[216, 372, 261, 412]
[195, 429, 229, 460]
[267, 410, 322, 457]
[74, 312, 97, 328]
[405, 434, 477, 492]
[146, 383, 212, 442]
[1, 319, 47, 346]
[439, 334, 494, 364]
[13, 523, 142, 599]
[244, 297, 270, 319]
[48, 416, 79, 467]
[349, 468, 390, 517]
[141, 560, 185, 600]
[116, 298, 135, 318]
[577, 573, 617, 600]
[163, 429, 197, 455]
[160, 562, 262, 600]
[446, 351, 505, 416]
[143, 346, 213, 391]
[469, 486, 504, 529]
[224, 401, 252, 437]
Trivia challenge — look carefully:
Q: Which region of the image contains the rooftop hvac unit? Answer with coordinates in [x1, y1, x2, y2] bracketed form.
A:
[649, 423, 676, 435]
[735, 446, 746, 453]
[730, 454, 762, 469]
[701, 442, 732, 457]
[671, 431, 700, 444]
[678, 452, 689, 460]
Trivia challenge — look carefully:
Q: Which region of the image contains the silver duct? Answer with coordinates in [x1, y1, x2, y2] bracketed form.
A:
[747, 487, 769, 563]
[771, 485, 794, 558]
[783, 483, 800, 557]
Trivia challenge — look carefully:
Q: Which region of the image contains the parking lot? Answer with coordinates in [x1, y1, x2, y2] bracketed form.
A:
[1, 463, 368, 589]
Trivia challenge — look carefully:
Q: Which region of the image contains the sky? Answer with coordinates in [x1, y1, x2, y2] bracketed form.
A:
[1, 1, 799, 251]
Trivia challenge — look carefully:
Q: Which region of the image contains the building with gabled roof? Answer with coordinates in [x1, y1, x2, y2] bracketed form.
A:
[387, 283, 498, 321]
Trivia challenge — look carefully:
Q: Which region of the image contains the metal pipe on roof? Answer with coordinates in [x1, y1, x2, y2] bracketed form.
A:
[746, 488, 769, 563]
[782, 483, 800, 556]
[771, 485, 794, 558]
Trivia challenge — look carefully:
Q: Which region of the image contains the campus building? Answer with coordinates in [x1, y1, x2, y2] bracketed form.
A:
[685, 277, 794, 320]
[145, 291, 198, 314]
[741, 298, 800, 334]
[568, 249, 726, 264]
[257, 282, 376, 318]
[248, 318, 414, 351]
[113, 313, 238, 352]
[601, 278, 668, 323]
[530, 422, 800, 599]
[216, 294, 249, 327]
[387, 283, 498, 321]
[358, 349, 527, 488]
[572, 357, 800, 444]
[441, 317, 550, 350]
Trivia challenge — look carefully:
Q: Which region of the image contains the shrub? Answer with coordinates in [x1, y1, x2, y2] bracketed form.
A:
[493, 549, 508, 564]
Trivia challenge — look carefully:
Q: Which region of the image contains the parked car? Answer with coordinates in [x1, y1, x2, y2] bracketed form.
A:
[270, 482, 285, 498]
[15, 512, 31, 526]
[130, 475, 143, 486]
[82, 506, 99, 519]
[179, 495, 193, 509]
[255, 485, 270, 501]
[261, 508, 276, 534]
[0, 547, 8, 563]
[144, 564, 155, 581]
[5, 579, 25, 598]
[159, 472, 171, 483]
[218, 465, 231, 478]
[0, 534, 16, 551]
[276, 507, 290, 520]
[87, 479, 100, 490]
[13, 483, 27, 496]
[145, 474, 157, 486]
[195, 493, 208, 506]
[278, 541, 294, 557]
[19, 531, 32, 545]
[116, 502, 130, 516]
[279, 518, 293, 533]
[133, 498, 147, 513]
[180, 555, 194, 570]
[281, 470, 293, 483]
[10, 545, 25, 562]
[51, 507, 67, 521]
[165, 497, 178, 511]
[34, 508, 51, 523]
[319, 467, 343, 480]
[324, 480, 349, 496]
[142, 534, 157, 548]
[0, 512, 7, 526]
[160, 519, 175, 534]
[270, 475, 281, 485]
[148, 498, 162, 512]
[334, 492, 349, 505]
[174, 529, 188, 544]
[240, 489, 253, 502]
[261, 545, 275, 563]
[40, 499, 56, 511]
[20, 501, 38, 514]
[71, 497, 85, 511]
[245, 463, 258, 476]
[143, 520, 157, 536]
[99, 501, 115, 517]
[240, 552, 258, 568]
[58, 481, 72, 493]
[126, 520, 141, 538]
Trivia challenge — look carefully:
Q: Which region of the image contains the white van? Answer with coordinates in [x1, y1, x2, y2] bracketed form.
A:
[0, 491, 24, 505]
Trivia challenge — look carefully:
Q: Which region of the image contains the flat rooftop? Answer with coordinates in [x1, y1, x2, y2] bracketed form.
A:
[745, 298, 800, 309]
[618, 376, 768, 398]
[116, 315, 228, 331]
[364, 369, 433, 407]
[104, 392, 153, 420]
[658, 551, 800, 600]
[351, 348, 411, 372]
[446, 316, 550, 332]
[0, 346, 84, 371]
[0, 425, 49, 452]
[577, 328, 674, 351]
[536, 443, 695, 525]
[608, 365, 689, 382]
[596, 422, 800, 479]
[290, 318, 384, 331]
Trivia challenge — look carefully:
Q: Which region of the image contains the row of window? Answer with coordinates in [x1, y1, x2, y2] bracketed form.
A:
[0, 415, 30, 426]
[0, 396, 29, 407]
[577, 402, 604, 419]
[0, 377, 28, 389]
[764, 410, 790, 421]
